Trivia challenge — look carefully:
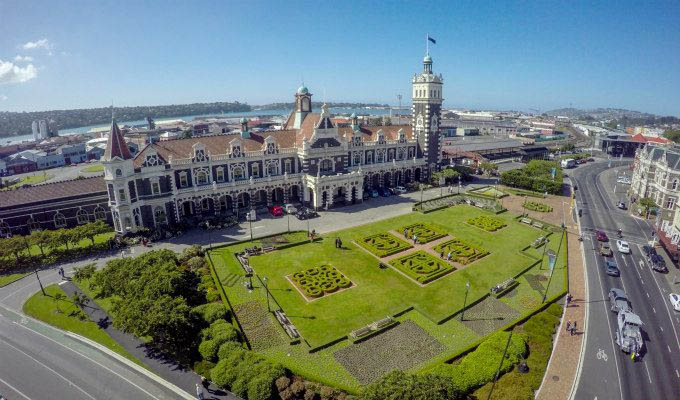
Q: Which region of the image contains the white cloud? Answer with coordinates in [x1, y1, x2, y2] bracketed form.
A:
[0, 59, 38, 84]
[0, 95, 8, 101]
[22, 38, 52, 50]
[13, 55, 34, 62]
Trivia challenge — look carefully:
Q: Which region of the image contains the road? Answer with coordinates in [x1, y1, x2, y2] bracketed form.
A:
[572, 161, 680, 400]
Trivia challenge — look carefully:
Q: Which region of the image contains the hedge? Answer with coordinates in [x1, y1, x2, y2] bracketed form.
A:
[210, 345, 285, 400]
[500, 160, 563, 195]
[522, 201, 553, 212]
[193, 302, 229, 324]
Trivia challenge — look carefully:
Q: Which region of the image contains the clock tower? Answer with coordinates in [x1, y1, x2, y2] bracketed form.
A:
[412, 55, 443, 170]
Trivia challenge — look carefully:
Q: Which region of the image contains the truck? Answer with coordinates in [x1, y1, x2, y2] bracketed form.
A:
[614, 311, 643, 354]
[561, 158, 576, 169]
[608, 288, 631, 314]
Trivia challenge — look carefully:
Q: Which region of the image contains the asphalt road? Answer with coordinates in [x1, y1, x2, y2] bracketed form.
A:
[572, 161, 680, 400]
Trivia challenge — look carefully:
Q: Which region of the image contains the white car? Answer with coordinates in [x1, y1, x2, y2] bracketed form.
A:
[393, 186, 407, 194]
[670, 293, 680, 312]
[284, 204, 297, 214]
[616, 240, 630, 254]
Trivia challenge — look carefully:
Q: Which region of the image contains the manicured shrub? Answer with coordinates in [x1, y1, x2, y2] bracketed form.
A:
[211, 320, 239, 342]
[522, 201, 552, 212]
[289, 265, 352, 299]
[193, 360, 215, 379]
[193, 302, 229, 324]
[211, 349, 247, 388]
[198, 339, 220, 362]
[360, 370, 464, 400]
[358, 233, 413, 257]
[206, 288, 221, 302]
[275, 376, 291, 392]
[467, 215, 507, 231]
[217, 341, 243, 361]
[247, 375, 275, 400]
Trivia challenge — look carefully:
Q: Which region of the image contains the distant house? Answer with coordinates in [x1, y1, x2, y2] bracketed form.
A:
[56, 143, 88, 164]
[10, 149, 65, 170]
[4, 156, 37, 175]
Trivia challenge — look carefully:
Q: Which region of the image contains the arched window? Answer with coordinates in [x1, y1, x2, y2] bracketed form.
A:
[397, 148, 405, 160]
[27, 216, 41, 232]
[54, 213, 66, 228]
[267, 162, 278, 176]
[132, 208, 141, 227]
[320, 159, 333, 172]
[196, 170, 208, 185]
[115, 169, 122, 177]
[233, 167, 245, 180]
[377, 150, 385, 163]
[0, 220, 11, 237]
[366, 152, 373, 164]
[76, 209, 90, 225]
[154, 206, 167, 225]
[94, 206, 106, 221]
[353, 153, 361, 166]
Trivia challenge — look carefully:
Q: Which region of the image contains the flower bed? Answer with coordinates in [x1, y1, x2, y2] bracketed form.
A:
[289, 265, 352, 299]
[469, 186, 508, 198]
[358, 232, 413, 257]
[399, 223, 447, 244]
[522, 201, 553, 212]
[467, 215, 507, 232]
[389, 250, 455, 284]
[433, 238, 489, 265]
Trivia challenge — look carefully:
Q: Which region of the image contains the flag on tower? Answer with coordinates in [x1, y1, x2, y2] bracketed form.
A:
[427, 36, 436, 44]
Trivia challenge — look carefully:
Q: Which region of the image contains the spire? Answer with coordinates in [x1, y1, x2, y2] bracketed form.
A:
[103, 119, 132, 161]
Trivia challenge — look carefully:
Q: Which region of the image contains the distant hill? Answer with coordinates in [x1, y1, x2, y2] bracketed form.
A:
[254, 102, 390, 111]
[545, 107, 679, 126]
[0, 101, 251, 138]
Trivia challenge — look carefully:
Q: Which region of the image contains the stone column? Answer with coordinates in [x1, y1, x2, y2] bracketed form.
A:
[283, 187, 289, 204]
[345, 185, 352, 203]
[266, 189, 273, 207]
[233, 193, 239, 215]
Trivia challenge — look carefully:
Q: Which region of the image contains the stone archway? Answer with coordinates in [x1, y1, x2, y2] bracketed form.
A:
[272, 187, 285, 204]
[351, 186, 358, 203]
[219, 194, 233, 214]
[289, 185, 301, 203]
[415, 168, 422, 182]
[405, 169, 412, 183]
[321, 191, 329, 208]
[334, 186, 346, 204]
[237, 192, 251, 209]
[395, 170, 402, 185]
[182, 200, 194, 216]
[254, 189, 267, 208]
[383, 171, 392, 188]
[371, 173, 381, 189]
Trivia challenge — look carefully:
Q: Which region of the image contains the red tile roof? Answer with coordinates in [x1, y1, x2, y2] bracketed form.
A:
[631, 133, 670, 145]
[0, 176, 107, 209]
[103, 121, 133, 160]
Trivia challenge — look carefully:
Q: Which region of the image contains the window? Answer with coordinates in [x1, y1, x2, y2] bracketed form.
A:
[112, 211, 121, 232]
[179, 172, 188, 187]
[408, 147, 415, 158]
[354, 136, 361, 146]
[196, 170, 209, 185]
[266, 142, 277, 154]
[284, 159, 292, 174]
[145, 154, 159, 166]
[388, 149, 395, 161]
[154, 207, 167, 225]
[76, 209, 89, 225]
[115, 169, 122, 177]
[118, 188, 127, 201]
[251, 163, 260, 178]
[366, 152, 373, 164]
[202, 198, 210, 210]
[194, 149, 207, 162]
[54, 213, 66, 228]
[0, 221, 9, 237]
[320, 159, 333, 172]
[233, 167, 245, 181]
[133, 208, 141, 227]
[152, 182, 160, 195]
[353, 152, 361, 166]
[397, 148, 405, 160]
[216, 168, 225, 182]
[377, 150, 385, 163]
[267, 162, 278, 176]
[665, 197, 676, 209]
[94, 206, 106, 221]
[27, 217, 41, 232]
[231, 145, 241, 157]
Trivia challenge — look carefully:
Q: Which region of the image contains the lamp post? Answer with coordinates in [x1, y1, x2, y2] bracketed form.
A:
[461, 281, 471, 321]
[34, 269, 45, 296]
[542, 248, 557, 303]
[210, 181, 217, 249]
[248, 212, 253, 242]
[263, 276, 270, 312]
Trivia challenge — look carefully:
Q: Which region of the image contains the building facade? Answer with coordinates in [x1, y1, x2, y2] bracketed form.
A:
[103, 57, 442, 233]
[631, 145, 680, 222]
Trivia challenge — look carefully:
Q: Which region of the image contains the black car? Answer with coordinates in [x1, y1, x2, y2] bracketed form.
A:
[605, 260, 620, 277]
[650, 254, 668, 272]
[642, 245, 657, 257]
[362, 191, 370, 200]
[378, 188, 390, 197]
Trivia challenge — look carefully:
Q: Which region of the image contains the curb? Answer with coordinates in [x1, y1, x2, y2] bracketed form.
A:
[64, 331, 194, 400]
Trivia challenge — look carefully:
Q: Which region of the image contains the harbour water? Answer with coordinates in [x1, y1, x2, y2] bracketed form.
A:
[2, 106, 406, 146]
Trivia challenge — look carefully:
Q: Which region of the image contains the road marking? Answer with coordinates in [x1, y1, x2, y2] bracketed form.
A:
[676, 369, 679, 378]
[0, 335, 97, 400]
[58, 280, 68, 286]
[660, 326, 664, 332]
[653, 307, 656, 313]
[0, 376, 32, 400]
[668, 345, 672, 353]
[596, 348, 608, 362]
[644, 361, 653, 383]
[641, 279, 644, 284]
[646, 292, 650, 298]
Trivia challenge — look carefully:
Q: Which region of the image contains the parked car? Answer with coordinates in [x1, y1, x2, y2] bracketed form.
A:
[370, 189, 380, 198]
[596, 230, 609, 242]
[283, 204, 297, 214]
[362, 191, 370, 200]
[669, 293, 680, 312]
[649, 254, 668, 273]
[393, 186, 407, 194]
[616, 240, 630, 254]
[378, 188, 390, 197]
[608, 288, 631, 313]
[617, 202, 627, 210]
[605, 260, 620, 276]
[245, 209, 257, 221]
[600, 243, 613, 257]
[642, 245, 657, 257]
[269, 205, 284, 217]
[295, 207, 318, 220]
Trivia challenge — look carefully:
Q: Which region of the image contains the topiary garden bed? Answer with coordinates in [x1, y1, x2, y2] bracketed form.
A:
[289, 265, 353, 299]
[358, 232, 413, 257]
[399, 222, 447, 244]
[433, 238, 489, 265]
[467, 215, 507, 232]
[388, 250, 455, 284]
[522, 201, 553, 212]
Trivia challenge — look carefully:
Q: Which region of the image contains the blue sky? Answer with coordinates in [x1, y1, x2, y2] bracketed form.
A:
[1, 0, 679, 116]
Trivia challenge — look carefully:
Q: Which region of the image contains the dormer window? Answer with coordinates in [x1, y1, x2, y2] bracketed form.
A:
[193, 147, 207, 162]
[376, 130, 385, 144]
[115, 169, 122, 177]
[398, 129, 406, 142]
[145, 154, 160, 166]
[353, 136, 361, 146]
[320, 159, 333, 172]
[266, 142, 277, 154]
[231, 145, 241, 157]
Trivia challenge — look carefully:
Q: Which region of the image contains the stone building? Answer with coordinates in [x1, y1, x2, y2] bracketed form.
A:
[103, 56, 443, 233]
[631, 145, 680, 222]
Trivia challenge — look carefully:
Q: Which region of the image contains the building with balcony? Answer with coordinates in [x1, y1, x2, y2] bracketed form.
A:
[102, 56, 441, 233]
[631, 145, 680, 222]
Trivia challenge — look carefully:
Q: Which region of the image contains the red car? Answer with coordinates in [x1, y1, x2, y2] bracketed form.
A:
[269, 205, 284, 217]
[596, 230, 609, 242]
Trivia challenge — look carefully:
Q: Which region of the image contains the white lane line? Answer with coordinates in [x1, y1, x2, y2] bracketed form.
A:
[0, 336, 97, 400]
[653, 307, 656, 314]
[0, 376, 33, 400]
[641, 279, 644, 284]
[661, 326, 664, 332]
[58, 280, 68, 286]
[647, 292, 650, 298]
[644, 361, 653, 383]
[668, 345, 672, 353]
[676, 369, 679, 378]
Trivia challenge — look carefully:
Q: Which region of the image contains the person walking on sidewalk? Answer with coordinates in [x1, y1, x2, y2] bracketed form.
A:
[196, 383, 204, 400]
[571, 321, 578, 336]
[566, 320, 571, 333]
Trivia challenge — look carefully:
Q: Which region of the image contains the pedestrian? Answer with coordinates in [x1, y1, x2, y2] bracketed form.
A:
[440, 250, 444, 258]
[631, 352, 636, 362]
[571, 321, 578, 336]
[404, 228, 408, 238]
[566, 292, 572, 306]
[338, 238, 343, 248]
[566, 320, 571, 333]
[447, 251, 452, 261]
[196, 383, 204, 400]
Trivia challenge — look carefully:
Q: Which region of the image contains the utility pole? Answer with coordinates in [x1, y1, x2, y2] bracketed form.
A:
[34, 269, 45, 296]
[487, 329, 514, 400]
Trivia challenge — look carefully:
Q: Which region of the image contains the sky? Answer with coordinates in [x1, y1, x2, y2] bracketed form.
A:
[1, 0, 679, 116]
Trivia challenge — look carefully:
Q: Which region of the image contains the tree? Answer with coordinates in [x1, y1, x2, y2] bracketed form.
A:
[28, 230, 53, 256]
[361, 370, 464, 400]
[73, 263, 96, 282]
[0, 236, 26, 261]
[639, 197, 657, 214]
[479, 162, 498, 176]
[53, 292, 65, 314]
[605, 120, 618, 130]
[51, 229, 76, 251]
[663, 129, 680, 143]
[78, 221, 111, 246]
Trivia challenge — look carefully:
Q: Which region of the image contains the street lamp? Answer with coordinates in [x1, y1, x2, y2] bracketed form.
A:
[461, 281, 471, 321]
[542, 249, 557, 303]
[34, 269, 45, 296]
[263, 276, 270, 312]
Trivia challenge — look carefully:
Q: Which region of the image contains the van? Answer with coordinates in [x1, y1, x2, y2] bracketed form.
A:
[561, 159, 576, 168]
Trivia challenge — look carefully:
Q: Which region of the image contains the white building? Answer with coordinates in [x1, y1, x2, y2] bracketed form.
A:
[631, 145, 680, 222]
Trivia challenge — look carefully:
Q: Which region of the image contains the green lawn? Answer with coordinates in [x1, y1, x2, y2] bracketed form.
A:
[209, 206, 568, 390]
[0, 272, 30, 287]
[22, 284, 146, 368]
[2, 173, 53, 190]
[22, 232, 115, 257]
[81, 164, 104, 173]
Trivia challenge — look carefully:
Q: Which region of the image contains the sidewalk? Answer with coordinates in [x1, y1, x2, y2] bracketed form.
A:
[60, 281, 240, 400]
